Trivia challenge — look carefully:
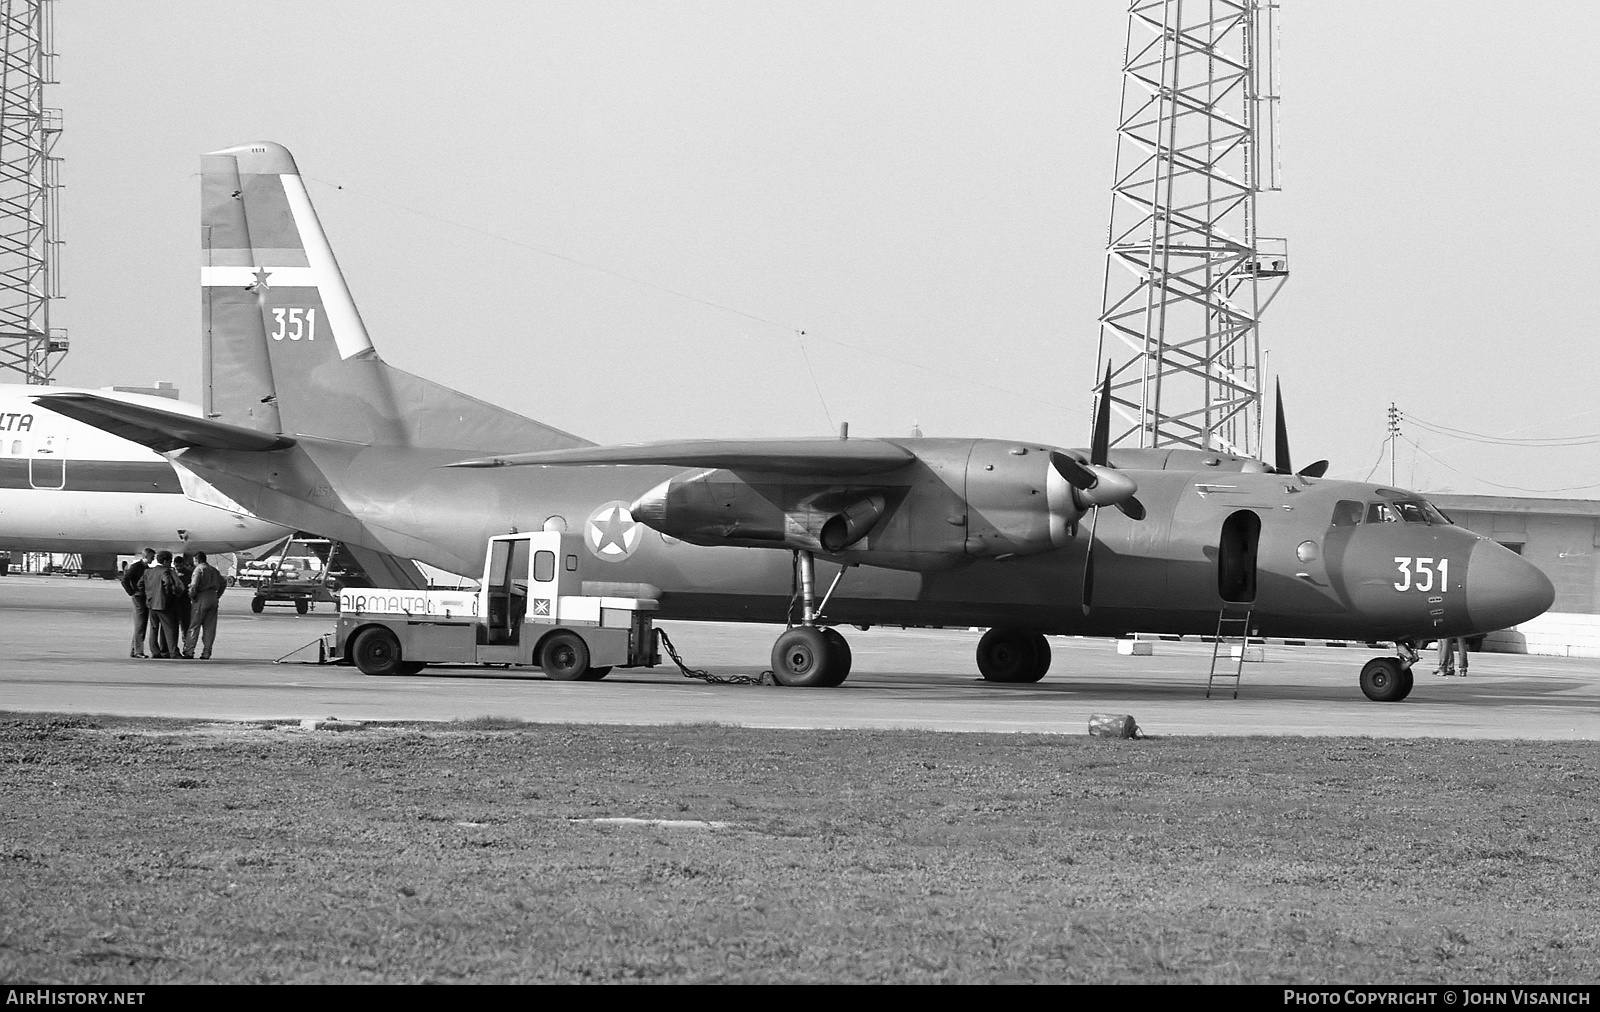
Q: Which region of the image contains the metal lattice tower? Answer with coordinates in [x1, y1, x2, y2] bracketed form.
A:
[0, 0, 64, 384]
[1095, 0, 1285, 457]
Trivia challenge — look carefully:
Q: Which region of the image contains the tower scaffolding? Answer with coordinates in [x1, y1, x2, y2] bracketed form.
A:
[1095, 0, 1285, 457]
[0, 0, 65, 384]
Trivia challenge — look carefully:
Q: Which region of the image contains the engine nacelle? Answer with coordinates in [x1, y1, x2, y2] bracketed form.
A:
[631, 471, 889, 555]
[626, 438, 1134, 569]
[962, 441, 1085, 558]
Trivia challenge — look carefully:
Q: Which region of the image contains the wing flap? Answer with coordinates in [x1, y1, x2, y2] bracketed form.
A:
[35, 392, 296, 453]
[447, 438, 916, 476]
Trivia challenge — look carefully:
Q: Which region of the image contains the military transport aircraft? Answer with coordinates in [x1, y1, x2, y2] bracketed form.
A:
[36, 142, 1555, 701]
[0, 383, 290, 564]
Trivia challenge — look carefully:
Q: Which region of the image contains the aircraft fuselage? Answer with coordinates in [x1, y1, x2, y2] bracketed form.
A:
[174, 437, 1548, 644]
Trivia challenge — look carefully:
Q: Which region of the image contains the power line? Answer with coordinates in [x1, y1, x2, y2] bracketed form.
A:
[304, 176, 1085, 419]
[1398, 435, 1600, 495]
[1406, 414, 1600, 447]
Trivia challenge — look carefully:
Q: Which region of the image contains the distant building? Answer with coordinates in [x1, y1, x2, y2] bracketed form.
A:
[1429, 494, 1600, 657]
[107, 382, 179, 400]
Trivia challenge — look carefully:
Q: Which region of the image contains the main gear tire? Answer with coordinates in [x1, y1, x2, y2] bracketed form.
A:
[977, 627, 1047, 683]
[771, 627, 847, 687]
[818, 628, 853, 687]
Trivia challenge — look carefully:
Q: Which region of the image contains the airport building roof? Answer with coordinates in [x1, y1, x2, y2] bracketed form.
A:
[1426, 494, 1600, 519]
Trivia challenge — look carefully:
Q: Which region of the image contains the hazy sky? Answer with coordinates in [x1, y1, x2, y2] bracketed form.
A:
[49, 1, 1600, 497]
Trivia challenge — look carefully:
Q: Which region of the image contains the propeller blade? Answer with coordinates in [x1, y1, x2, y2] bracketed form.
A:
[1117, 496, 1147, 521]
[1297, 460, 1330, 478]
[1091, 364, 1112, 467]
[1081, 505, 1100, 615]
[1274, 379, 1293, 475]
[1049, 451, 1097, 491]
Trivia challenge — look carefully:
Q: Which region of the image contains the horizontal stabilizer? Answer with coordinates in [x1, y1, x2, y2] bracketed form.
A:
[35, 392, 296, 453]
[446, 438, 918, 476]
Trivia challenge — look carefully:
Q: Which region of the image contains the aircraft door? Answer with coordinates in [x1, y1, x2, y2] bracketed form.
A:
[1218, 510, 1260, 602]
[28, 435, 65, 490]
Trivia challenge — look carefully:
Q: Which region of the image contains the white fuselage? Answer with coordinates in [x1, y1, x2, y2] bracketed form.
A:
[0, 384, 291, 556]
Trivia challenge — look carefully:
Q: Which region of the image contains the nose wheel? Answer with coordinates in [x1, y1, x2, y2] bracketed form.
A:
[769, 551, 854, 687]
[1360, 642, 1418, 702]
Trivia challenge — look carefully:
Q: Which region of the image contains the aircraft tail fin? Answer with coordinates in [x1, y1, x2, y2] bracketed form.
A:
[202, 142, 589, 452]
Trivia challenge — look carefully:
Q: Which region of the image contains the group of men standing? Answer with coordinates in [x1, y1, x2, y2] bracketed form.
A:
[121, 548, 227, 659]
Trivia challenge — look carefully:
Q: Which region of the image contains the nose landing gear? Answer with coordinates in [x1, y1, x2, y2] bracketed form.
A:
[1360, 641, 1418, 702]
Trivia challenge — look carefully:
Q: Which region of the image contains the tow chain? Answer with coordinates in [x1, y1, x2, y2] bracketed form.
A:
[656, 628, 776, 686]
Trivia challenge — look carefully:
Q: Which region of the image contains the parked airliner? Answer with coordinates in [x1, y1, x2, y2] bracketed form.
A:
[0, 383, 290, 562]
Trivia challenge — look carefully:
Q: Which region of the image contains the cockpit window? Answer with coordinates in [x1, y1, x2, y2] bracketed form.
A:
[1365, 500, 1454, 525]
[1366, 502, 1400, 524]
[1331, 500, 1363, 527]
[1407, 500, 1453, 525]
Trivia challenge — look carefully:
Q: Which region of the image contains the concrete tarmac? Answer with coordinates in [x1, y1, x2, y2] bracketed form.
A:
[2, 574, 1595, 738]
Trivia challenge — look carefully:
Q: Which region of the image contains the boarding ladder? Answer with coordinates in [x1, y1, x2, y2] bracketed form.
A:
[1206, 603, 1254, 699]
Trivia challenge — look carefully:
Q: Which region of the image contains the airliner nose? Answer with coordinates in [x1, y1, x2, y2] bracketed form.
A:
[1465, 539, 1555, 632]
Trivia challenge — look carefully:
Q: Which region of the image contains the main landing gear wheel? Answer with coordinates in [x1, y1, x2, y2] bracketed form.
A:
[540, 631, 590, 681]
[771, 626, 852, 687]
[352, 627, 404, 676]
[976, 628, 1052, 683]
[818, 628, 852, 687]
[1360, 657, 1409, 702]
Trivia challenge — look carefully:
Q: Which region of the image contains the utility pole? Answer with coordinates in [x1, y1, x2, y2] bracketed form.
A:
[1095, 0, 1285, 457]
[0, 0, 66, 384]
[1387, 402, 1402, 486]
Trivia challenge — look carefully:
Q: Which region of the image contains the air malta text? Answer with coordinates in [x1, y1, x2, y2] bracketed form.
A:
[0, 412, 32, 432]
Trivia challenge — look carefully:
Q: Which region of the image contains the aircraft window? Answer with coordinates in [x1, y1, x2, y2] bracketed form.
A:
[1331, 500, 1363, 527]
[1390, 500, 1450, 525]
[1415, 500, 1453, 525]
[533, 550, 555, 583]
[1365, 503, 1400, 524]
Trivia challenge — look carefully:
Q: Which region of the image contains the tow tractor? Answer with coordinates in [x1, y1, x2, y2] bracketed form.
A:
[330, 531, 660, 679]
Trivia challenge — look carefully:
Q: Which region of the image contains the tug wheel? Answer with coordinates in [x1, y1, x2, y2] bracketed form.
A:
[351, 627, 403, 677]
[541, 632, 590, 681]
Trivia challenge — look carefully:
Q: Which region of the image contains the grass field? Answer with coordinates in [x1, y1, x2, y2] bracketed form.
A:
[2, 714, 1597, 984]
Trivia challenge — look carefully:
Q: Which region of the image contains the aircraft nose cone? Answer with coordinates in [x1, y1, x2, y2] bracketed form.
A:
[1465, 539, 1554, 632]
[629, 479, 670, 527]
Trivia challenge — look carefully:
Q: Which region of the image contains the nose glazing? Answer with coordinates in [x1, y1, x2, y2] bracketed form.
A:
[1465, 539, 1555, 632]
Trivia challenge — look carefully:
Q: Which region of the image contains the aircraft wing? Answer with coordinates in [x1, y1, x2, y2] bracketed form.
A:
[447, 438, 917, 476]
[34, 392, 296, 453]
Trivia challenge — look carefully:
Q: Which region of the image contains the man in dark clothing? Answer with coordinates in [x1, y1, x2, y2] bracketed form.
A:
[172, 555, 195, 651]
[141, 550, 183, 658]
[121, 548, 156, 658]
[183, 552, 228, 660]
